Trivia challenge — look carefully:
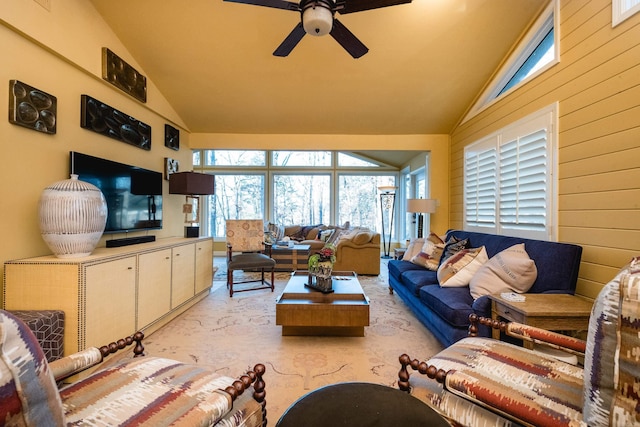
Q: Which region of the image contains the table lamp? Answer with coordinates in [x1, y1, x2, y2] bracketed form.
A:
[169, 171, 215, 237]
[406, 198, 437, 238]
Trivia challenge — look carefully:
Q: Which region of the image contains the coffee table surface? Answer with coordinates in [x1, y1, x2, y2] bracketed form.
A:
[275, 271, 369, 336]
[276, 382, 450, 427]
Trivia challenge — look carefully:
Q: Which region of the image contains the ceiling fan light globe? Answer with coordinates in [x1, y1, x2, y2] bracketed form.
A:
[302, 6, 333, 36]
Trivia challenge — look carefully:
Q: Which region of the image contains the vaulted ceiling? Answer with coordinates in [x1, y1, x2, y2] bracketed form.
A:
[89, 0, 546, 135]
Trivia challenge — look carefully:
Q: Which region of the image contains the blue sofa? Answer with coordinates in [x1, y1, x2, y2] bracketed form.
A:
[388, 230, 583, 347]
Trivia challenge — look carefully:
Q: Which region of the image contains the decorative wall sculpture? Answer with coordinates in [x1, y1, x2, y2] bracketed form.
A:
[80, 95, 151, 150]
[9, 80, 57, 134]
[102, 48, 147, 103]
[165, 124, 180, 150]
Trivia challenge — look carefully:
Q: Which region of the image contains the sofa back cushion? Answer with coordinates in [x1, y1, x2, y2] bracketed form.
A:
[582, 258, 640, 426]
[0, 310, 65, 426]
[445, 230, 582, 294]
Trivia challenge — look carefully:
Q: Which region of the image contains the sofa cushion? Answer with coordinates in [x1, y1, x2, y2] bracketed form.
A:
[439, 236, 470, 266]
[402, 237, 426, 261]
[469, 243, 537, 299]
[351, 231, 374, 245]
[388, 259, 425, 283]
[419, 286, 476, 328]
[409, 233, 445, 271]
[400, 269, 439, 296]
[437, 247, 488, 287]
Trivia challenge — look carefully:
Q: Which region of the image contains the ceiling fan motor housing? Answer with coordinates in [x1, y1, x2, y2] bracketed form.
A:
[301, 0, 334, 36]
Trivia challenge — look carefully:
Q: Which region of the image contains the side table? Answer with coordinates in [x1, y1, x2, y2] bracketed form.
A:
[276, 382, 450, 426]
[394, 247, 407, 260]
[488, 293, 593, 347]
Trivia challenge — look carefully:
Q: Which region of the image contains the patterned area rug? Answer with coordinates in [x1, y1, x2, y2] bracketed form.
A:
[141, 260, 444, 424]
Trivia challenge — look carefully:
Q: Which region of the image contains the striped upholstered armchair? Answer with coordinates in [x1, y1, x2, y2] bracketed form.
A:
[399, 257, 640, 427]
[0, 310, 266, 426]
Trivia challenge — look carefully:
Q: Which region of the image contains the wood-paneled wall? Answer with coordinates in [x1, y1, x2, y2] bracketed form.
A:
[449, 0, 640, 298]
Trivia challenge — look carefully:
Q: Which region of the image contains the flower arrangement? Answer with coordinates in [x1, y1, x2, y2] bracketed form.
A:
[308, 243, 336, 269]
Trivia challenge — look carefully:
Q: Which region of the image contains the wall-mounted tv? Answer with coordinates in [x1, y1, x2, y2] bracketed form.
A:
[70, 152, 162, 235]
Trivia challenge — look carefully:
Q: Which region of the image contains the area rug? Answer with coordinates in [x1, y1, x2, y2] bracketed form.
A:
[141, 261, 444, 424]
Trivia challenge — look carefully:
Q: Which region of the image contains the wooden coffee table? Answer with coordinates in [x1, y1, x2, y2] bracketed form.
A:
[275, 271, 370, 336]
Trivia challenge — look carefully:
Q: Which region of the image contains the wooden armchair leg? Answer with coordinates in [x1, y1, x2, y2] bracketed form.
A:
[223, 363, 267, 427]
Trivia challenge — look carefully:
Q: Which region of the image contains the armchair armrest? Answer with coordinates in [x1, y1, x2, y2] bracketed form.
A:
[49, 331, 145, 382]
[468, 314, 586, 356]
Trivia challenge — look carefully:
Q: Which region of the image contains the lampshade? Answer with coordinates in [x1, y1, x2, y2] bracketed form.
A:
[406, 198, 437, 213]
[169, 172, 214, 195]
[302, 1, 333, 36]
[377, 185, 398, 194]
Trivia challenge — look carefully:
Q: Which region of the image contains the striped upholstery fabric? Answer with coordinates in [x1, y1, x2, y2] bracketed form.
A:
[431, 337, 585, 427]
[583, 258, 640, 426]
[60, 357, 259, 426]
[0, 310, 65, 426]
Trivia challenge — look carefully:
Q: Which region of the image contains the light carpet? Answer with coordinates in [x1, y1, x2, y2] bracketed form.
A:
[140, 260, 444, 424]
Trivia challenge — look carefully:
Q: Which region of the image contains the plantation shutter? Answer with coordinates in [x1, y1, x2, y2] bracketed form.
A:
[464, 139, 497, 231]
[499, 129, 547, 232]
[463, 104, 555, 240]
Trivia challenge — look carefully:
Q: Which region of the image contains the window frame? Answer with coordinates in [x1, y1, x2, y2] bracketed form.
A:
[613, 0, 640, 27]
[463, 103, 558, 241]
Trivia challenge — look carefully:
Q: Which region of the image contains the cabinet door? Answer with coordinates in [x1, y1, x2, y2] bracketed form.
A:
[195, 239, 213, 294]
[138, 248, 172, 329]
[84, 257, 136, 349]
[171, 244, 195, 308]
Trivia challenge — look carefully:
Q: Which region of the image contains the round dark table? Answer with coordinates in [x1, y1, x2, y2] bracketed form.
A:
[276, 382, 450, 426]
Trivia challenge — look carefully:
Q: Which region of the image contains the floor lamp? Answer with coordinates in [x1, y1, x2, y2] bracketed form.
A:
[378, 185, 397, 259]
[406, 198, 437, 238]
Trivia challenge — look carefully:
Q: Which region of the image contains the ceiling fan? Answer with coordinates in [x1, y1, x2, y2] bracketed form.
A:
[223, 0, 412, 58]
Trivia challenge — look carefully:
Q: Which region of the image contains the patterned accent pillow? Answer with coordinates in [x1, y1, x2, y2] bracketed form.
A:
[583, 258, 640, 426]
[267, 223, 285, 241]
[468, 243, 537, 299]
[410, 233, 445, 271]
[439, 236, 469, 266]
[0, 310, 65, 425]
[437, 246, 488, 287]
[402, 237, 426, 261]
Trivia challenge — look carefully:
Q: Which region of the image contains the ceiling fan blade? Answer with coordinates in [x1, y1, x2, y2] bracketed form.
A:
[338, 0, 412, 14]
[329, 19, 368, 58]
[223, 0, 299, 12]
[273, 23, 307, 57]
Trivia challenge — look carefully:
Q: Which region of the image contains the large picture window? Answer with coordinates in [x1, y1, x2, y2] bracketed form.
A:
[464, 104, 557, 240]
[273, 174, 331, 225]
[207, 174, 265, 237]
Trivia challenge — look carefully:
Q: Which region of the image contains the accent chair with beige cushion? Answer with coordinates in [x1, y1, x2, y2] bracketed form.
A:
[398, 257, 640, 426]
[0, 309, 267, 426]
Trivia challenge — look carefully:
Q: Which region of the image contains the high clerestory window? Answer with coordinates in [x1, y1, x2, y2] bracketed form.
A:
[463, 1, 558, 121]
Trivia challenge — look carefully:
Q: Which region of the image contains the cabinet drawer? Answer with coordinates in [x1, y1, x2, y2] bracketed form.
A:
[494, 302, 525, 323]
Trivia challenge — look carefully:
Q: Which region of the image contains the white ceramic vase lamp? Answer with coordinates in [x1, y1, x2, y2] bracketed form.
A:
[38, 174, 107, 258]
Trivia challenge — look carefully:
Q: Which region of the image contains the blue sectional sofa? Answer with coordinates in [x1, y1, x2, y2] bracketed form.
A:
[388, 230, 583, 347]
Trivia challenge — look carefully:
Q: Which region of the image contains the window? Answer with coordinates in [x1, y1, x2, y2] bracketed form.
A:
[463, 1, 558, 121]
[464, 104, 557, 240]
[613, 0, 640, 27]
[273, 174, 331, 225]
[196, 150, 399, 238]
[207, 174, 265, 237]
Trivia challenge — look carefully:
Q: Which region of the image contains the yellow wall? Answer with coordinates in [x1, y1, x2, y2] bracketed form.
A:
[449, 0, 640, 298]
[0, 1, 193, 281]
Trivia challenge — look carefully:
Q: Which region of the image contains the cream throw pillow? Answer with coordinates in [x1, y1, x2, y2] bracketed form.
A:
[402, 238, 426, 261]
[469, 243, 537, 299]
[437, 246, 488, 287]
[410, 233, 445, 270]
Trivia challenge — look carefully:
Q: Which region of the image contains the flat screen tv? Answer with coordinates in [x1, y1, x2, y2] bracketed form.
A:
[70, 151, 162, 234]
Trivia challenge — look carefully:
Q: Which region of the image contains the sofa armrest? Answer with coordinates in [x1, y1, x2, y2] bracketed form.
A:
[468, 314, 586, 356]
[49, 331, 145, 382]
